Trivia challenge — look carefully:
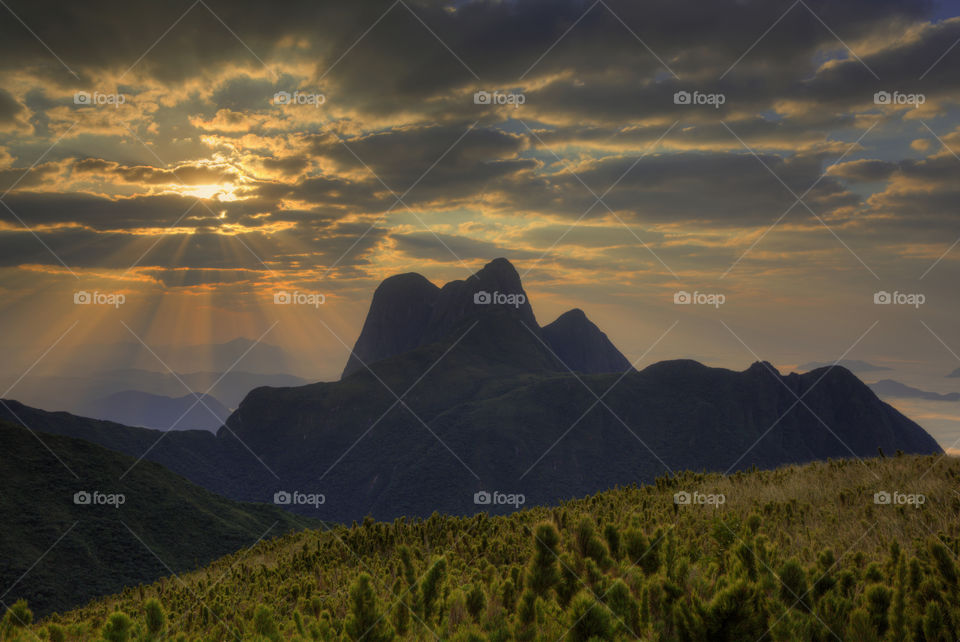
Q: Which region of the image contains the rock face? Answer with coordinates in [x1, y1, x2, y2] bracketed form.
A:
[342, 273, 440, 377]
[422, 257, 538, 343]
[2, 350, 943, 524]
[343, 258, 628, 377]
[541, 308, 633, 374]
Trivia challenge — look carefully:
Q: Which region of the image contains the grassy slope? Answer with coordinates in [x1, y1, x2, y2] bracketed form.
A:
[0, 421, 319, 617]
[14, 453, 960, 641]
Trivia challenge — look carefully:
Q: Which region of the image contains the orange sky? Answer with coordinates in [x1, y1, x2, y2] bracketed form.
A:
[1, 0, 959, 444]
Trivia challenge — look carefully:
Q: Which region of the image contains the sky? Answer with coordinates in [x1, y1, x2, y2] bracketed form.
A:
[1, 0, 960, 443]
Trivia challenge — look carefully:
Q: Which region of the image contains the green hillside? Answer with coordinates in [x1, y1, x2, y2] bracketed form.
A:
[8, 453, 960, 641]
[0, 421, 319, 618]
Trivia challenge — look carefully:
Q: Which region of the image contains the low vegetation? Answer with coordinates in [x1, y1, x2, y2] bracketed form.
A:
[6, 453, 960, 641]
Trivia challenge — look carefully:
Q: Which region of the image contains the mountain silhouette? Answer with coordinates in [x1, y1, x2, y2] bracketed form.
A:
[4, 369, 309, 417]
[799, 359, 891, 373]
[870, 379, 960, 402]
[343, 258, 627, 377]
[541, 308, 632, 374]
[0, 258, 942, 523]
[80, 390, 231, 431]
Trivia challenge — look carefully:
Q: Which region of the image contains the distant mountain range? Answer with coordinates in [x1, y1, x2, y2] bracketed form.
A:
[5, 369, 309, 420]
[869, 379, 960, 402]
[0, 259, 941, 524]
[947, 368, 960, 378]
[0, 420, 316, 616]
[79, 390, 231, 431]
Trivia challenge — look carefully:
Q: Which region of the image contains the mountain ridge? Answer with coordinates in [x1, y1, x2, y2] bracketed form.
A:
[0, 258, 944, 524]
[80, 390, 231, 431]
[343, 258, 629, 377]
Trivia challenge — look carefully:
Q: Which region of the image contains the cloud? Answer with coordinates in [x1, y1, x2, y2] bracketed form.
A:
[70, 158, 239, 186]
[391, 231, 540, 263]
[0, 88, 29, 132]
[0, 0, 957, 298]
[495, 150, 860, 226]
[307, 123, 534, 204]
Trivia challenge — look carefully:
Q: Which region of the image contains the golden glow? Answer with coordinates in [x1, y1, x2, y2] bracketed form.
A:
[176, 183, 241, 201]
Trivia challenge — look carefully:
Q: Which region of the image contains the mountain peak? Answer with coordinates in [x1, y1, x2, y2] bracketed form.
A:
[341, 272, 440, 378]
[423, 257, 536, 341]
[542, 308, 631, 374]
[556, 307, 587, 321]
[342, 259, 629, 378]
[472, 257, 519, 280]
[747, 361, 780, 376]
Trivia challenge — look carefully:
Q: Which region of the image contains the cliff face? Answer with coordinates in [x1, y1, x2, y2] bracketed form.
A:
[343, 258, 629, 377]
[541, 308, 633, 374]
[342, 272, 440, 377]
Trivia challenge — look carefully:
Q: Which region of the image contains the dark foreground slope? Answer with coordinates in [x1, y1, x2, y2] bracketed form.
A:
[25, 454, 960, 641]
[0, 421, 317, 616]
